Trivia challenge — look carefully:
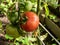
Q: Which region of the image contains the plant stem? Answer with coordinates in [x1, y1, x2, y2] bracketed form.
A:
[37, 0, 40, 16]
[37, 0, 43, 45]
[15, 0, 20, 24]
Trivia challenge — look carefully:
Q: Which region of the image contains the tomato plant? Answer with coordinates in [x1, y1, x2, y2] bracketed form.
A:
[21, 11, 39, 32]
[0, 0, 59, 45]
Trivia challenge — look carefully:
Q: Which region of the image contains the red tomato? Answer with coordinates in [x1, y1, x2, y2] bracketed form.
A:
[21, 11, 39, 32]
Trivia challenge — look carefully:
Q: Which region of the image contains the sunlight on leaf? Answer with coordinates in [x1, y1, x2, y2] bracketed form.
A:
[15, 42, 20, 45]
[16, 36, 23, 42]
[5, 34, 14, 40]
[52, 44, 57, 45]
[40, 33, 48, 41]
[28, 37, 37, 42]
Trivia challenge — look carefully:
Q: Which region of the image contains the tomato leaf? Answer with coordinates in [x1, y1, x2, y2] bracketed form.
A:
[7, 11, 18, 24]
[16, 37, 23, 42]
[14, 42, 20, 45]
[52, 44, 57, 45]
[5, 34, 14, 40]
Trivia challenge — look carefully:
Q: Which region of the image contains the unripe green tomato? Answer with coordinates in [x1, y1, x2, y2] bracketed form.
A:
[25, 1, 33, 11]
[6, 24, 20, 38]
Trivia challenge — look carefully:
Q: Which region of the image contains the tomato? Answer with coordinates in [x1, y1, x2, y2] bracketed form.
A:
[21, 12, 39, 32]
[25, 1, 33, 11]
[6, 24, 20, 38]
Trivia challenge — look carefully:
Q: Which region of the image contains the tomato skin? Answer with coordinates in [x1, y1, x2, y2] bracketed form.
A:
[21, 12, 39, 32]
[25, 1, 33, 11]
[6, 24, 20, 38]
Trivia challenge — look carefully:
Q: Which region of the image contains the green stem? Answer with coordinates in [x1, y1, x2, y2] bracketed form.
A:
[44, 3, 49, 17]
[15, 0, 20, 24]
[18, 3, 20, 22]
[37, 0, 40, 16]
[37, 0, 42, 45]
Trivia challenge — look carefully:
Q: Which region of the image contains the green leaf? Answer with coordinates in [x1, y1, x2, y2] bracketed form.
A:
[0, 0, 4, 3]
[0, 3, 6, 8]
[15, 42, 20, 45]
[7, 11, 18, 24]
[24, 37, 29, 45]
[31, 2, 37, 12]
[6, 0, 10, 3]
[16, 37, 23, 42]
[22, 39, 25, 44]
[16, 36, 30, 45]
[28, 37, 37, 42]
[52, 44, 57, 45]
[10, 43, 14, 45]
[49, 15, 56, 20]
[4, 8, 8, 12]
[30, 0, 37, 3]
[42, 0, 58, 8]
[5, 34, 14, 40]
[48, 0, 58, 8]
[40, 33, 48, 41]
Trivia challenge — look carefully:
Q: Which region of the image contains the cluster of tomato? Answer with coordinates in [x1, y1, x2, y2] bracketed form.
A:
[0, 0, 39, 38]
[6, 11, 39, 37]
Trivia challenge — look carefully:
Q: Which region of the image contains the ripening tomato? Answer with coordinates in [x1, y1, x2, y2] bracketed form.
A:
[6, 24, 20, 38]
[21, 12, 39, 32]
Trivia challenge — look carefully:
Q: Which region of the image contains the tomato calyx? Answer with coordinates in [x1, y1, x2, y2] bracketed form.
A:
[20, 15, 28, 24]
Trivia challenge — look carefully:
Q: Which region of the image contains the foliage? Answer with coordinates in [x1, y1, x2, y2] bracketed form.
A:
[5, 34, 14, 40]
[42, 0, 59, 8]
